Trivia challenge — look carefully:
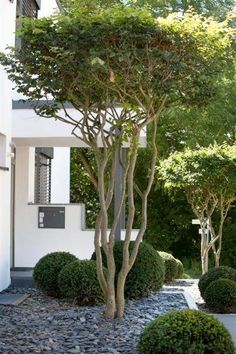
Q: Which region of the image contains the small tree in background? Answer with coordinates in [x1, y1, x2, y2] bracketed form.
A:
[0, 4, 234, 317]
[159, 145, 236, 274]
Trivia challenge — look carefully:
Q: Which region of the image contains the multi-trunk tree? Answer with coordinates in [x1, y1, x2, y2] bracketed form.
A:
[159, 145, 236, 274]
[0, 4, 234, 318]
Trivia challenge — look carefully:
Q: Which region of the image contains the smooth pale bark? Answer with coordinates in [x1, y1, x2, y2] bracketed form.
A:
[68, 99, 167, 319]
[188, 193, 218, 274]
[188, 190, 234, 274]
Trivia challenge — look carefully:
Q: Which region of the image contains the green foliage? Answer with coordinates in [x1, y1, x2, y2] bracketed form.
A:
[61, 0, 235, 20]
[182, 273, 191, 279]
[138, 309, 235, 354]
[183, 258, 207, 278]
[221, 212, 236, 268]
[156, 77, 236, 157]
[128, 0, 235, 19]
[198, 266, 236, 299]
[70, 148, 99, 227]
[61, 0, 121, 11]
[159, 144, 236, 197]
[58, 260, 106, 305]
[33, 252, 77, 297]
[204, 278, 236, 313]
[175, 258, 184, 278]
[0, 7, 234, 117]
[158, 251, 178, 282]
[92, 242, 165, 298]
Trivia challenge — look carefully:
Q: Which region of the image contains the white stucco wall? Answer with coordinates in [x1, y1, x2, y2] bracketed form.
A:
[51, 147, 70, 204]
[14, 147, 138, 267]
[39, 0, 59, 17]
[0, 0, 16, 291]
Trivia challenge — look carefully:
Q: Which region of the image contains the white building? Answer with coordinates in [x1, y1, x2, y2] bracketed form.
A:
[0, 0, 16, 292]
[0, 0, 140, 292]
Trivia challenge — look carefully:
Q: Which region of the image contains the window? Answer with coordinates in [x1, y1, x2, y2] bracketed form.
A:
[34, 148, 54, 204]
[0, 134, 7, 168]
[16, 0, 40, 19]
[16, 0, 40, 49]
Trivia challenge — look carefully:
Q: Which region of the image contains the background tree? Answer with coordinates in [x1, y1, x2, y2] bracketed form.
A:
[70, 148, 99, 227]
[66, 0, 236, 265]
[1, 5, 234, 318]
[159, 145, 236, 274]
[128, 0, 235, 18]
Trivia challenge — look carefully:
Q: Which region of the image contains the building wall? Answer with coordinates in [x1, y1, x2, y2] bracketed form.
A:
[51, 147, 70, 204]
[14, 147, 138, 267]
[0, 0, 16, 291]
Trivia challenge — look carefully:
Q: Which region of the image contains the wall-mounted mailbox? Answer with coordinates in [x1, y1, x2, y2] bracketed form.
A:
[38, 207, 65, 229]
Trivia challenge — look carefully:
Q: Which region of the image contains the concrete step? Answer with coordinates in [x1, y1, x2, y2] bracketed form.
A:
[10, 269, 35, 288]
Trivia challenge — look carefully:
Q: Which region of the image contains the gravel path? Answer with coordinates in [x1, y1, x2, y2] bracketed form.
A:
[0, 282, 193, 354]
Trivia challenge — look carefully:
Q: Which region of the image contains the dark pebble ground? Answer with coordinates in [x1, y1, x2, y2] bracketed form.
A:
[0, 285, 189, 354]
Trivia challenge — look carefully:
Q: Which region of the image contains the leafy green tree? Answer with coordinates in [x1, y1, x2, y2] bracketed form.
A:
[70, 148, 99, 227]
[1, 5, 234, 318]
[159, 145, 236, 274]
[128, 0, 235, 18]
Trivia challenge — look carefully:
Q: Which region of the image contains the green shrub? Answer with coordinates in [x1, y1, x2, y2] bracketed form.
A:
[182, 273, 191, 279]
[138, 309, 235, 354]
[198, 266, 236, 299]
[91, 241, 165, 299]
[58, 260, 106, 306]
[175, 258, 184, 278]
[33, 252, 77, 297]
[204, 278, 236, 313]
[158, 251, 178, 282]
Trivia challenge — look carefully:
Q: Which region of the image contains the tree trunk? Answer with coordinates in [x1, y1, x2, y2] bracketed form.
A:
[116, 270, 129, 319]
[201, 248, 209, 274]
[105, 285, 117, 318]
[215, 250, 220, 267]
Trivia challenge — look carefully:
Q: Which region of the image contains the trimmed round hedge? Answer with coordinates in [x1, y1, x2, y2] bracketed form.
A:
[175, 258, 184, 279]
[33, 252, 77, 297]
[198, 266, 236, 299]
[205, 278, 236, 313]
[91, 241, 165, 299]
[158, 251, 178, 282]
[58, 260, 106, 306]
[138, 309, 235, 354]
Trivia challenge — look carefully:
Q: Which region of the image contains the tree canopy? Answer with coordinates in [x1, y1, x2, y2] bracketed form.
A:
[1, 3, 235, 317]
[158, 144, 236, 272]
[1, 7, 234, 119]
[158, 145, 236, 195]
[61, 0, 236, 19]
[128, 0, 236, 18]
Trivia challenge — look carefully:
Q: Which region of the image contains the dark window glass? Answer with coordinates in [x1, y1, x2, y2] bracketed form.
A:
[34, 148, 53, 204]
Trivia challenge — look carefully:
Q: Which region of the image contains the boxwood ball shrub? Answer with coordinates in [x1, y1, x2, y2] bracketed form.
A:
[158, 251, 178, 282]
[198, 266, 236, 299]
[175, 258, 184, 278]
[138, 309, 235, 354]
[58, 260, 106, 306]
[204, 278, 236, 313]
[33, 252, 77, 297]
[91, 241, 165, 299]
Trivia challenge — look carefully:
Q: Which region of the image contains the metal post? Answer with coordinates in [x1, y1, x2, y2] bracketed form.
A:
[114, 148, 126, 241]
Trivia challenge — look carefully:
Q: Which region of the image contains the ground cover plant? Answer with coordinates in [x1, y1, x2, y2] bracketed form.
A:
[58, 260, 107, 305]
[198, 266, 236, 299]
[1, 1, 234, 318]
[138, 309, 235, 354]
[175, 258, 184, 278]
[92, 241, 165, 299]
[33, 252, 77, 297]
[158, 251, 178, 282]
[204, 278, 236, 313]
